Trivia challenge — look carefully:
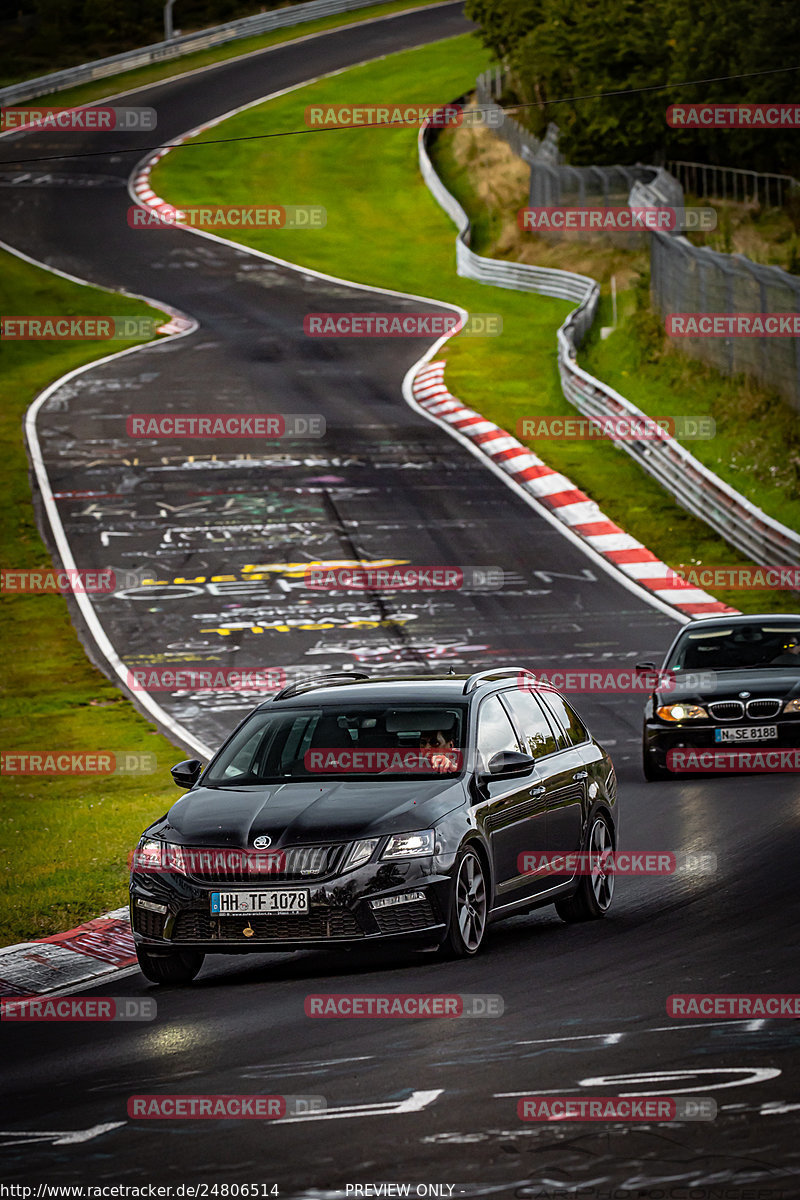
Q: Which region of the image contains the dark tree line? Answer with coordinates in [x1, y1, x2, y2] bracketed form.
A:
[465, 0, 800, 175]
[0, 0, 288, 82]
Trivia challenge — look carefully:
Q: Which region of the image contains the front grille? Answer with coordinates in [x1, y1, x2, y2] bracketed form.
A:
[746, 698, 781, 719]
[183, 843, 348, 884]
[172, 907, 363, 943]
[371, 898, 436, 935]
[708, 700, 744, 720]
[132, 907, 165, 939]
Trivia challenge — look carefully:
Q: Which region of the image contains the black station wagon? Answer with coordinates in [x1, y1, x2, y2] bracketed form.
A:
[131, 668, 618, 984]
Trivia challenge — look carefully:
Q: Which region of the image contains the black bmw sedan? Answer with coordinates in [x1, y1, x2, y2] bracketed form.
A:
[130, 668, 618, 984]
[641, 614, 800, 780]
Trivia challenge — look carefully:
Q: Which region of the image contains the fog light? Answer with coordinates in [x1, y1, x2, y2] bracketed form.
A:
[370, 891, 426, 910]
[135, 898, 168, 914]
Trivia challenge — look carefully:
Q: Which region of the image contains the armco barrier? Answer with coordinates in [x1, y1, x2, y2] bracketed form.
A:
[419, 113, 800, 569]
[0, 0, 394, 106]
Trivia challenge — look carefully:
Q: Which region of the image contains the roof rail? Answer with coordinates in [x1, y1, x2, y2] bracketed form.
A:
[271, 671, 370, 702]
[463, 667, 536, 694]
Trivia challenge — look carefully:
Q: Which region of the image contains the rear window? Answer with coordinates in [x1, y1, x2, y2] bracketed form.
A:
[203, 704, 467, 784]
[538, 692, 589, 747]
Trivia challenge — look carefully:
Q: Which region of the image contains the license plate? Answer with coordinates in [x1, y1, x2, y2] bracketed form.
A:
[714, 725, 778, 743]
[210, 890, 309, 914]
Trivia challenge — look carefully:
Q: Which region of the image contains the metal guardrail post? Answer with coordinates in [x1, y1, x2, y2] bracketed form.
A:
[164, 0, 177, 42]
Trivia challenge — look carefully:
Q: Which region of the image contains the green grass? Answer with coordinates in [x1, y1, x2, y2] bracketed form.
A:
[0, 251, 186, 945]
[580, 287, 800, 535]
[151, 33, 800, 615]
[10, 0, 444, 106]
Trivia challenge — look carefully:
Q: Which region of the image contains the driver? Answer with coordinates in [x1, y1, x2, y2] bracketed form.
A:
[770, 636, 800, 666]
[419, 729, 460, 774]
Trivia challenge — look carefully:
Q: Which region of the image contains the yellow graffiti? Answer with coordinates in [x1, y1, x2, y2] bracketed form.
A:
[200, 617, 415, 636]
[137, 560, 408, 587]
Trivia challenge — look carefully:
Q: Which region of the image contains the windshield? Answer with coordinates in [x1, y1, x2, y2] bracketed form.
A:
[669, 624, 800, 672]
[203, 704, 467, 785]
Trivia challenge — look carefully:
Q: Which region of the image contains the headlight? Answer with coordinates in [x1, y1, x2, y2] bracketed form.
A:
[656, 704, 708, 722]
[132, 838, 166, 872]
[132, 838, 185, 873]
[341, 838, 380, 872]
[382, 830, 436, 859]
[783, 699, 800, 713]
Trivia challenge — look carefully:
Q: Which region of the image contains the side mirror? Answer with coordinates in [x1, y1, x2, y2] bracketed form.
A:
[483, 750, 536, 779]
[171, 758, 204, 789]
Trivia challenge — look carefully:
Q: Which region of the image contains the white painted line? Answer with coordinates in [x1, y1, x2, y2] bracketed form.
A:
[580, 1067, 782, 1095]
[514, 1032, 624, 1048]
[0, 238, 211, 760]
[275, 1088, 443, 1123]
[0, 1123, 125, 1147]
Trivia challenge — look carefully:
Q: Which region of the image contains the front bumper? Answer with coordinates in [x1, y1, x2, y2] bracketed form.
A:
[644, 718, 800, 771]
[130, 856, 451, 954]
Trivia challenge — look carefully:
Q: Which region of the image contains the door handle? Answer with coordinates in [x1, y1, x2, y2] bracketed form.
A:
[573, 771, 588, 781]
[529, 785, 546, 797]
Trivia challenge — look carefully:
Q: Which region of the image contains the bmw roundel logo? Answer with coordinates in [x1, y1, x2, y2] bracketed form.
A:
[253, 835, 272, 849]
[739, 691, 751, 699]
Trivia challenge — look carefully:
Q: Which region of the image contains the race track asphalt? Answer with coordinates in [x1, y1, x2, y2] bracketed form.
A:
[1, 5, 798, 1194]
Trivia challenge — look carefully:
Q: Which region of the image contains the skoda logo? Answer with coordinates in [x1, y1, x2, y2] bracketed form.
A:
[253, 835, 272, 849]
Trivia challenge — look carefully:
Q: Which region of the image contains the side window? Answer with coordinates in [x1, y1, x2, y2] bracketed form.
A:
[501, 689, 558, 758]
[539, 692, 589, 747]
[477, 695, 522, 770]
[224, 724, 274, 778]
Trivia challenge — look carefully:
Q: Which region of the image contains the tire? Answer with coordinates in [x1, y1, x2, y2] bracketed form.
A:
[555, 813, 615, 923]
[643, 746, 670, 781]
[439, 845, 489, 958]
[136, 945, 204, 985]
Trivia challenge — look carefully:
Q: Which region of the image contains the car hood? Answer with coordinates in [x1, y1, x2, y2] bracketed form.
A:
[155, 777, 465, 847]
[655, 666, 800, 705]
